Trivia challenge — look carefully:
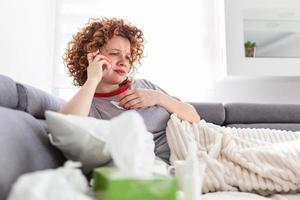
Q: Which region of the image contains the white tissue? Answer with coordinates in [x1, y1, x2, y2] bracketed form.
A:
[7, 161, 92, 200]
[110, 100, 125, 110]
[107, 110, 155, 177]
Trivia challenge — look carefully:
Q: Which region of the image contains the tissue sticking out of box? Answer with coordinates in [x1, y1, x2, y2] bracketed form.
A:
[106, 110, 155, 177]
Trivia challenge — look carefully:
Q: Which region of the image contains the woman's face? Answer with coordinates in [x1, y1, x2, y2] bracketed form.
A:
[100, 36, 132, 84]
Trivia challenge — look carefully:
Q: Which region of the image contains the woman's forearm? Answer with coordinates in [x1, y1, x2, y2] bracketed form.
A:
[59, 79, 98, 116]
[157, 92, 200, 123]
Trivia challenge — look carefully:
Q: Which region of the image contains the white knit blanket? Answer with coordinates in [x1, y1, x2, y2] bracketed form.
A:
[166, 114, 300, 195]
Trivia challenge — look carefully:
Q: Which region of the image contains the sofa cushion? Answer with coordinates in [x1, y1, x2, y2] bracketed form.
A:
[16, 83, 66, 119]
[0, 106, 65, 200]
[190, 102, 225, 125]
[0, 74, 18, 109]
[225, 103, 300, 124]
[45, 111, 111, 174]
[227, 123, 300, 132]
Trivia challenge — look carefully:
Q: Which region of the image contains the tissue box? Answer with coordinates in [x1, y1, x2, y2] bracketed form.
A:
[93, 167, 177, 200]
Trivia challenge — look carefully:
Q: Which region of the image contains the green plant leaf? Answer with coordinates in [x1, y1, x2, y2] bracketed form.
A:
[244, 40, 256, 48]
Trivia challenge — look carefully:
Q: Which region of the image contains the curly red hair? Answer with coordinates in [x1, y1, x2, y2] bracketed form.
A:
[64, 18, 144, 86]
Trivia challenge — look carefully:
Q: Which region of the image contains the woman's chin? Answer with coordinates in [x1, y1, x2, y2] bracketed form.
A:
[104, 74, 127, 84]
[115, 76, 127, 83]
[109, 78, 126, 85]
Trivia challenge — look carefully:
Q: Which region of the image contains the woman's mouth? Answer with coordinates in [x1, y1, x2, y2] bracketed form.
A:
[114, 69, 126, 75]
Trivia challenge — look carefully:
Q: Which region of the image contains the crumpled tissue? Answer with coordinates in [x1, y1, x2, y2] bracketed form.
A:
[106, 110, 156, 177]
[7, 161, 92, 200]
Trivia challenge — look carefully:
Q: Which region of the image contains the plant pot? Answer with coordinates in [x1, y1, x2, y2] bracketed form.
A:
[245, 47, 255, 57]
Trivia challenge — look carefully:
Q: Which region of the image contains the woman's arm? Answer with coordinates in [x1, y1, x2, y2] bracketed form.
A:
[59, 51, 111, 116]
[156, 92, 200, 123]
[117, 89, 200, 123]
[59, 79, 98, 116]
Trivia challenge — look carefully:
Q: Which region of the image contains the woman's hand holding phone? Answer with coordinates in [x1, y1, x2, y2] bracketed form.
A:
[87, 50, 112, 84]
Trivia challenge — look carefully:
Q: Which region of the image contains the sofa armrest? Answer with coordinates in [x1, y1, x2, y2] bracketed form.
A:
[0, 75, 18, 109]
[16, 83, 66, 119]
[0, 107, 66, 200]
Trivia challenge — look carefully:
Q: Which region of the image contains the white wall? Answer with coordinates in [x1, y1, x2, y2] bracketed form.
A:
[204, 76, 300, 104]
[0, 0, 55, 92]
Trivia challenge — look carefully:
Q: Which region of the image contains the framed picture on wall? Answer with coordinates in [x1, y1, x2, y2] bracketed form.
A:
[225, 0, 300, 76]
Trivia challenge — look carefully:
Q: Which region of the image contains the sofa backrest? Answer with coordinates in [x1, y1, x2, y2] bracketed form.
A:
[224, 103, 300, 131]
[225, 103, 300, 124]
[2, 73, 300, 129]
[190, 102, 225, 125]
[191, 102, 300, 131]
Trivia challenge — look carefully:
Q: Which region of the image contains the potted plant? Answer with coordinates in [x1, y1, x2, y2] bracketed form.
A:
[244, 40, 256, 57]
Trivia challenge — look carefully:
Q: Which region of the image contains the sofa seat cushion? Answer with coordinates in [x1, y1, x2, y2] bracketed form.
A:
[202, 192, 269, 200]
[227, 123, 300, 132]
[0, 75, 18, 109]
[0, 107, 65, 200]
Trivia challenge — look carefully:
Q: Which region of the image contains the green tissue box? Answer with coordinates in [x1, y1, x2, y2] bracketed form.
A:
[93, 167, 177, 200]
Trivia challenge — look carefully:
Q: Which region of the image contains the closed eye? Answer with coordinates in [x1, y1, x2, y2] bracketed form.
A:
[109, 52, 131, 61]
[109, 52, 118, 56]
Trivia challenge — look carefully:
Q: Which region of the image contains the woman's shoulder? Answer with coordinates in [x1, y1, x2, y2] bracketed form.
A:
[132, 78, 167, 93]
[133, 78, 151, 84]
[132, 78, 157, 89]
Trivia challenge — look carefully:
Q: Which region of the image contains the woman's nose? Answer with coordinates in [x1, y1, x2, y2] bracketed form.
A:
[118, 55, 129, 66]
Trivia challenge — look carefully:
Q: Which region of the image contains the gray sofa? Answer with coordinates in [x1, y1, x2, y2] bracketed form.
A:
[1, 74, 300, 200]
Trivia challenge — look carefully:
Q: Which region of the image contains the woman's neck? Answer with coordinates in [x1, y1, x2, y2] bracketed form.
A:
[95, 82, 119, 93]
[94, 80, 131, 98]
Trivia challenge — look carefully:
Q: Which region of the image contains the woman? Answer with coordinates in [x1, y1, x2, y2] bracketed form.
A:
[60, 17, 200, 163]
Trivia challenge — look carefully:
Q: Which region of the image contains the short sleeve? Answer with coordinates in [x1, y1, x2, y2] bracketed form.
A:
[134, 79, 181, 101]
[88, 100, 103, 119]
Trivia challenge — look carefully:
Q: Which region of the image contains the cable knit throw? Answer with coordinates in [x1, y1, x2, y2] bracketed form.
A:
[166, 114, 300, 195]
